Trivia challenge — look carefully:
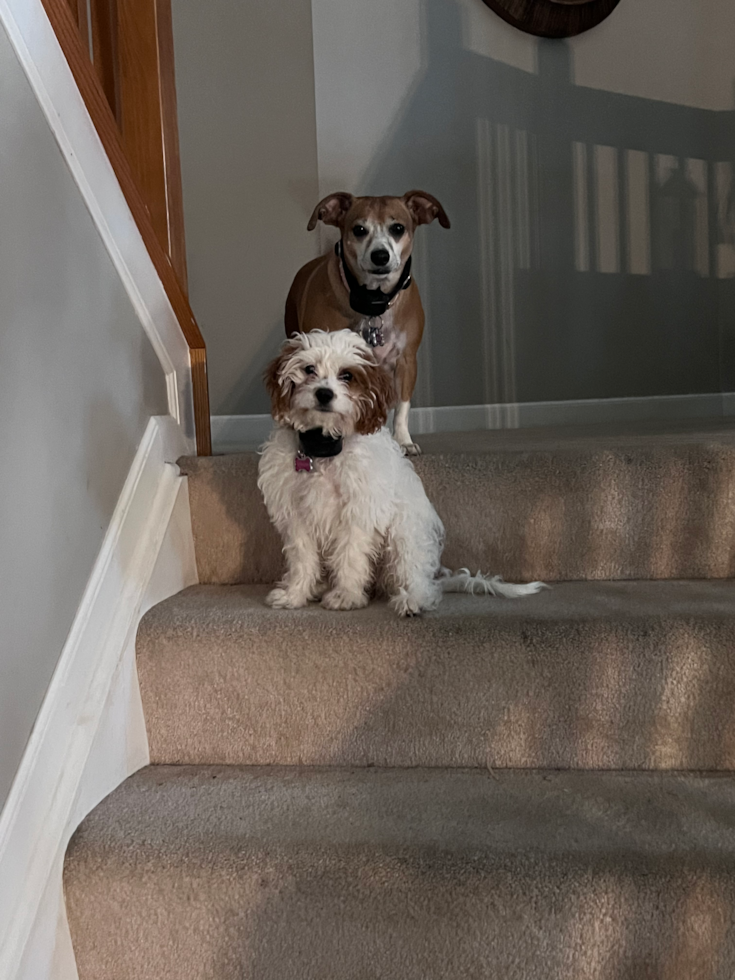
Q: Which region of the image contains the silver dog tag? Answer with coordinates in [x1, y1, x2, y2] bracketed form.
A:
[362, 317, 384, 347]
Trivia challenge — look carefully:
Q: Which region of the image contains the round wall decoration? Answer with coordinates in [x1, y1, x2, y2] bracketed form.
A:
[480, 0, 622, 38]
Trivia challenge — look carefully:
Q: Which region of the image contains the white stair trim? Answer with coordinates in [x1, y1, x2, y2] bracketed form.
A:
[0, 416, 199, 980]
[0, 0, 196, 449]
[212, 391, 735, 452]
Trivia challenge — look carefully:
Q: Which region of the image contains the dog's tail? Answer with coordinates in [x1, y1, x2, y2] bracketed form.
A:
[438, 567, 548, 598]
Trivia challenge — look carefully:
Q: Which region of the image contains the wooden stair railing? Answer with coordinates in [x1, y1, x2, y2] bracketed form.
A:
[47, 0, 211, 454]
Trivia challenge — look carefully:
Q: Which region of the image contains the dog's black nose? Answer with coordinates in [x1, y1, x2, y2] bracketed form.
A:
[371, 248, 390, 268]
[315, 387, 334, 405]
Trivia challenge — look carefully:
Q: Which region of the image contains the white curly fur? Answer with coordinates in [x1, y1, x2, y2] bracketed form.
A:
[258, 330, 545, 617]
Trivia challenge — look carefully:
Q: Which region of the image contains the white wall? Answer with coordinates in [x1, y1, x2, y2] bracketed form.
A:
[172, 0, 320, 415]
[314, 0, 735, 193]
[173, 0, 735, 417]
[0, 19, 168, 812]
[310, 0, 735, 408]
[571, 0, 735, 110]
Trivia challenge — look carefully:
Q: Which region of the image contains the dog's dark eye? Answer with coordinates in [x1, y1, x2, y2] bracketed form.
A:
[352, 225, 368, 239]
[389, 223, 405, 238]
[304, 365, 316, 376]
[338, 371, 353, 383]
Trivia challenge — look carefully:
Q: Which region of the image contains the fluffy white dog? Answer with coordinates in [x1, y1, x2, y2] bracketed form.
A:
[258, 330, 544, 617]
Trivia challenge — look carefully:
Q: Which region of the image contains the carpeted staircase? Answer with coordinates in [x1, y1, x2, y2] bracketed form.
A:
[64, 421, 735, 979]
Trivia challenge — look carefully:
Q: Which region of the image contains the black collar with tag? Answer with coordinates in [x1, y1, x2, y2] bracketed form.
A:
[294, 427, 343, 472]
[299, 427, 343, 458]
[335, 240, 412, 318]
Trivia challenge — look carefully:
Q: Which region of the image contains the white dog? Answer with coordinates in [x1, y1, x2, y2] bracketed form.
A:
[258, 330, 544, 617]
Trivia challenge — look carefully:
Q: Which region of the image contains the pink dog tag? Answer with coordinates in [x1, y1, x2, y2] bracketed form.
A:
[294, 452, 313, 473]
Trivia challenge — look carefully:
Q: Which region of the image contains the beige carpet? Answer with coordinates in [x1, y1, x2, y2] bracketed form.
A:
[138, 580, 735, 771]
[65, 765, 735, 980]
[179, 424, 735, 584]
[64, 422, 735, 979]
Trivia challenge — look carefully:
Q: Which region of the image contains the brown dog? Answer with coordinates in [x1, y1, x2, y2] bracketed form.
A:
[285, 191, 450, 454]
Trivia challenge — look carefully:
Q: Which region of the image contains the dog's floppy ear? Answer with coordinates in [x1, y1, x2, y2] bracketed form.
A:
[352, 360, 396, 436]
[264, 335, 303, 424]
[307, 192, 355, 231]
[402, 190, 451, 229]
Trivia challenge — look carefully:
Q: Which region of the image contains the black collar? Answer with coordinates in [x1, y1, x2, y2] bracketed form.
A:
[298, 427, 343, 459]
[335, 241, 412, 317]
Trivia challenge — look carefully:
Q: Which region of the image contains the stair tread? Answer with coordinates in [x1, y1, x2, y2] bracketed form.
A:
[64, 766, 735, 979]
[143, 578, 735, 629]
[68, 764, 735, 863]
[137, 581, 735, 770]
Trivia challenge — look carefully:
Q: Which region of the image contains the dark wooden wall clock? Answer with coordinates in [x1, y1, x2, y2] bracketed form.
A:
[480, 0, 622, 38]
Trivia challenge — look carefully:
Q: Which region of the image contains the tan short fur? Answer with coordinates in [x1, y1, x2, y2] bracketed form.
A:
[285, 191, 450, 453]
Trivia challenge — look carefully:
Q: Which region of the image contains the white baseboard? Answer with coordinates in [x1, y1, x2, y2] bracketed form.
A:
[212, 392, 735, 453]
[0, 0, 195, 446]
[0, 415, 198, 980]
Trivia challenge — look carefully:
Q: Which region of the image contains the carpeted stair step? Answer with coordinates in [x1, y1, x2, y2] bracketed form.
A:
[178, 421, 735, 585]
[65, 765, 735, 980]
[137, 580, 735, 770]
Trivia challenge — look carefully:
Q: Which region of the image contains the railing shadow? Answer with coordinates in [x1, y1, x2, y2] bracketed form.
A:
[357, 0, 735, 414]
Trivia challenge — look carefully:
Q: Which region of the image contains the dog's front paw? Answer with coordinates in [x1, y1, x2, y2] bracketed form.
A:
[321, 588, 369, 611]
[389, 591, 424, 617]
[266, 587, 309, 609]
[401, 441, 422, 457]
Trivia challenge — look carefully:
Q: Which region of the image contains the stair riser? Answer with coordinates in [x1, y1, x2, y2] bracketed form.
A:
[138, 594, 735, 770]
[182, 447, 735, 584]
[66, 860, 735, 980]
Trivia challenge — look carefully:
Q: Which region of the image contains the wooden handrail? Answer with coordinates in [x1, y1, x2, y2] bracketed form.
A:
[43, 0, 211, 454]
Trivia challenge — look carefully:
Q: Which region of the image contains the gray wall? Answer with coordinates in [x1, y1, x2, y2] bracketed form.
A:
[173, 0, 735, 413]
[0, 23, 168, 811]
[350, 0, 735, 407]
[171, 0, 320, 415]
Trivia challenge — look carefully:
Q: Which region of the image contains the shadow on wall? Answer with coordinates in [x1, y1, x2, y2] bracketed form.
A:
[358, 0, 735, 409]
[221, 317, 285, 417]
